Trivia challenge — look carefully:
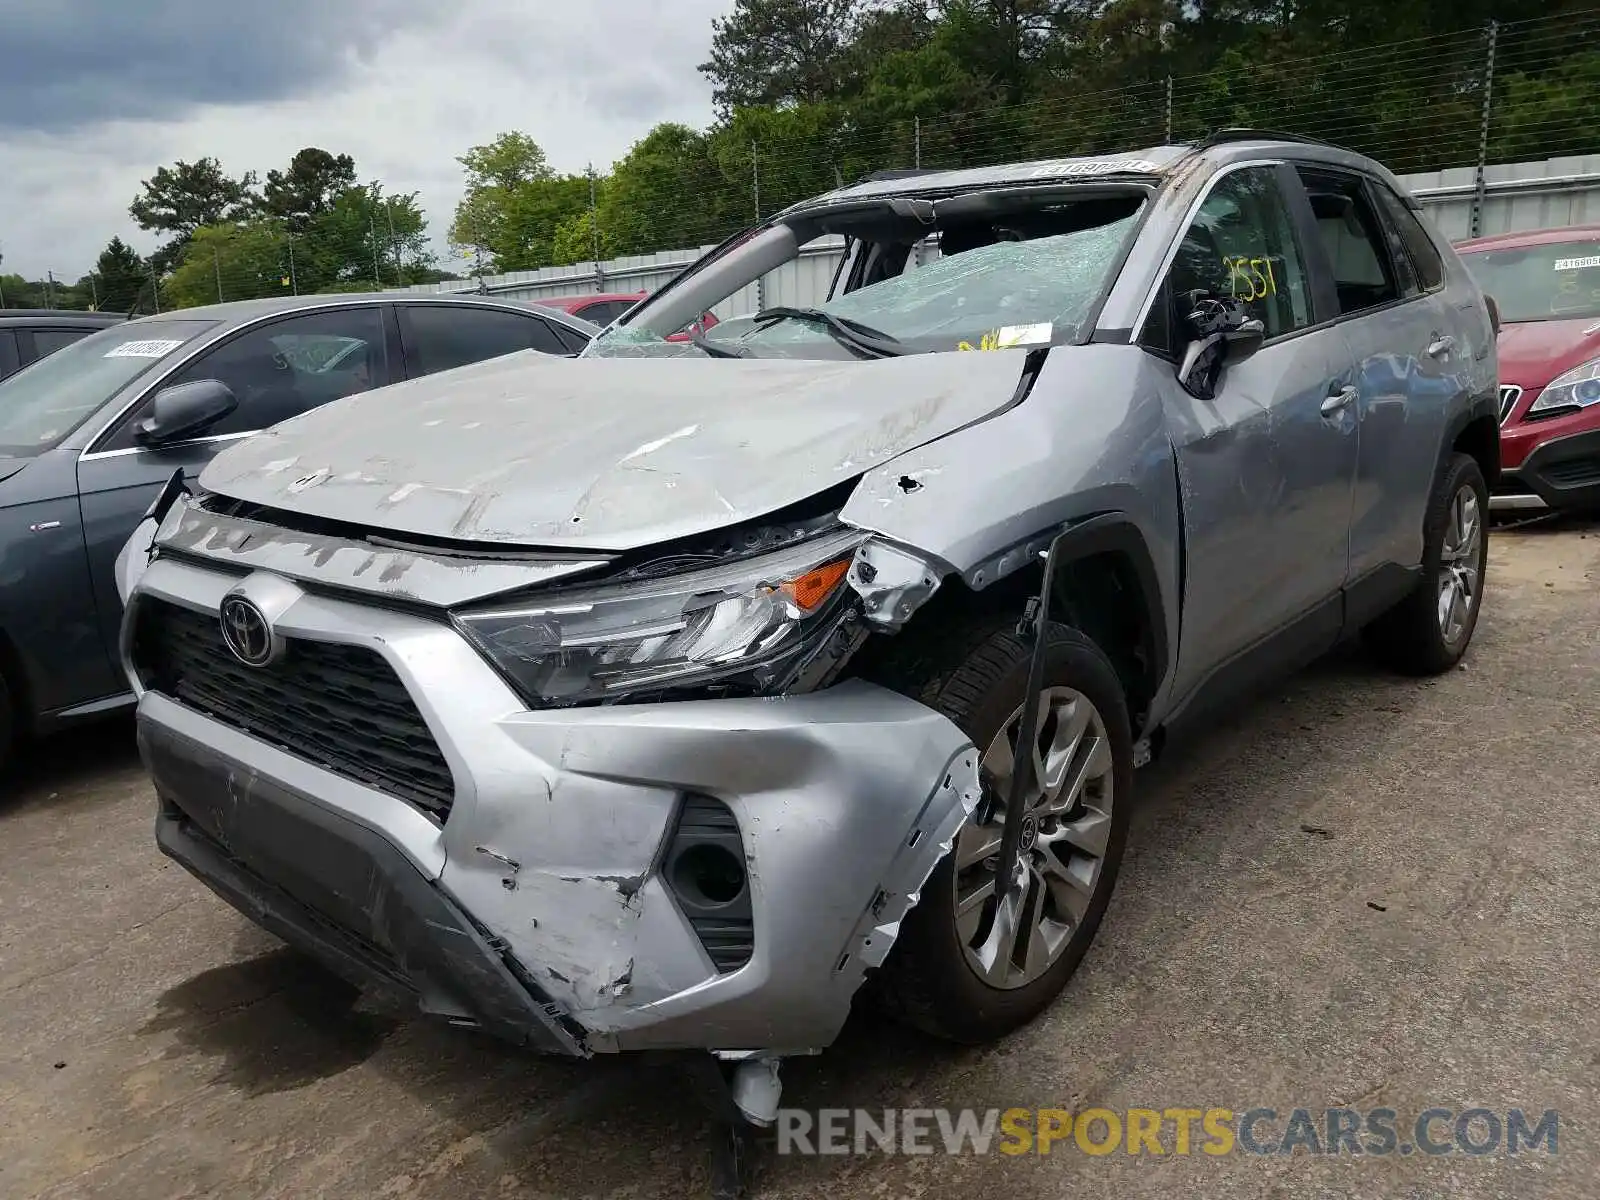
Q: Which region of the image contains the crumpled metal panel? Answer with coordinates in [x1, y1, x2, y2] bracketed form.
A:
[198, 350, 1031, 552]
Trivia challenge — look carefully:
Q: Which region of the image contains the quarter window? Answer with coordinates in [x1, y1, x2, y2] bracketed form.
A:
[400, 305, 569, 377]
[1152, 166, 1314, 345]
[30, 328, 93, 359]
[1371, 184, 1446, 292]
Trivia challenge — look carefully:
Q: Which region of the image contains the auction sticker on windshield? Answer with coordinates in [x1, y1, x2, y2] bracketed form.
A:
[1554, 256, 1600, 271]
[104, 339, 186, 358]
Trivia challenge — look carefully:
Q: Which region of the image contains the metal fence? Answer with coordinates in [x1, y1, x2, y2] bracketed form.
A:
[82, 7, 1595, 313]
[399, 154, 1600, 318]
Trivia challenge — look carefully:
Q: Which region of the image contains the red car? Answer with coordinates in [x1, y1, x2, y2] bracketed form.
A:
[535, 292, 718, 343]
[1455, 224, 1600, 515]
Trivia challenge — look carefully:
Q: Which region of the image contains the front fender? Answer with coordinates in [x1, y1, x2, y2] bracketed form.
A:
[839, 345, 1183, 716]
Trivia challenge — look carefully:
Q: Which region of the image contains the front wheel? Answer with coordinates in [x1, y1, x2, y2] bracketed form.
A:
[869, 616, 1134, 1044]
[1365, 452, 1489, 675]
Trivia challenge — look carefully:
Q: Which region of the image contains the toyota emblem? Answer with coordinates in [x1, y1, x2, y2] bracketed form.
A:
[219, 595, 277, 667]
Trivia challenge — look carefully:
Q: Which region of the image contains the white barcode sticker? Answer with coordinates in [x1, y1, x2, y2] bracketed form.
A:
[104, 339, 185, 358]
[1553, 256, 1600, 271]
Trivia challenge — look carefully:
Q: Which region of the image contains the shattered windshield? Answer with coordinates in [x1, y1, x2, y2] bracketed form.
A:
[587, 196, 1143, 360]
[756, 218, 1137, 353]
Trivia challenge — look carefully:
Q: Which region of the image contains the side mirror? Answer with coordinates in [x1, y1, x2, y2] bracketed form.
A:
[1178, 295, 1265, 401]
[134, 379, 238, 446]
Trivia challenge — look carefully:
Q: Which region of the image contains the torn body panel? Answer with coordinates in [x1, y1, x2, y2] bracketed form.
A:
[127, 554, 980, 1055]
[839, 344, 1184, 723]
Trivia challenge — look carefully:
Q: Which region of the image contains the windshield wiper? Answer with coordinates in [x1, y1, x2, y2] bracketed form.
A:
[752, 306, 908, 358]
[689, 329, 749, 359]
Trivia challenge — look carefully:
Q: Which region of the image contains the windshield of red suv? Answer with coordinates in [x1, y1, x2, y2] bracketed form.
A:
[0, 318, 216, 456]
[1459, 239, 1600, 323]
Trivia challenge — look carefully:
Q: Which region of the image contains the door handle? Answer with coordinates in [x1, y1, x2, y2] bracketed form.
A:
[1321, 385, 1357, 416]
[1426, 334, 1456, 358]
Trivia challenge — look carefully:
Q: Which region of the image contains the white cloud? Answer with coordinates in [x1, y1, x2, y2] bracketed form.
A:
[0, 0, 731, 279]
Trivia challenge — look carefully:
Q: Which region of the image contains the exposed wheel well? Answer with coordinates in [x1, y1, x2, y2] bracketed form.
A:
[1453, 414, 1500, 488]
[850, 549, 1161, 730]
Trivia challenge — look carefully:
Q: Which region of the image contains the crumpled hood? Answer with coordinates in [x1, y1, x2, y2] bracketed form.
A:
[199, 348, 1031, 550]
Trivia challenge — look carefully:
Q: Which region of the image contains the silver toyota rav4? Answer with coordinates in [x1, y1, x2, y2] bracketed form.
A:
[118, 132, 1499, 1129]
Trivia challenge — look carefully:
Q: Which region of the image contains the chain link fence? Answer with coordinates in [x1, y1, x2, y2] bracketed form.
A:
[23, 9, 1594, 313]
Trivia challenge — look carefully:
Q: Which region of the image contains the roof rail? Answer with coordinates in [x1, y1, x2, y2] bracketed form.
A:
[857, 167, 942, 184]
[1197, 128, 1357, 154]
[0, 308, 127, 318]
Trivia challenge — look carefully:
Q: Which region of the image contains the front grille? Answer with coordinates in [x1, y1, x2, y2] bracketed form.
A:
[1544, 457, 1600, 488]
[1499, 384, 1523, 424]
[133, 598, 456, 821]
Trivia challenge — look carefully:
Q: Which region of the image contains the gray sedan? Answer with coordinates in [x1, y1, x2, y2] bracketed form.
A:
[0, 292, 597, 771]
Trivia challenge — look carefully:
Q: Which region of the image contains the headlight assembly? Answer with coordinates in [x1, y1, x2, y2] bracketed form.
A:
[1527, 356, 1600, 418]
[455, 529, 864, 706]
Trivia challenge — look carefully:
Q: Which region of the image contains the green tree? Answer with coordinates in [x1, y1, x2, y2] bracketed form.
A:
[550, 208, 616, 266]
[93, 237, 148, 312]
[601, 124, 731, 254]
[701, 0, 866, 115]
[261, 148, 359, 234]
[129, 157, 259, 274]
[162, 222, 290, 308]
[448, 133, 593, 270]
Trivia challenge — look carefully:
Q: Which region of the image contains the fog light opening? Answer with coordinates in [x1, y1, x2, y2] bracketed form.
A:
[673, 843, 746, 906]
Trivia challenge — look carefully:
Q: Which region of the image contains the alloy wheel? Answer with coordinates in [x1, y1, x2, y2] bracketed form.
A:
[952, 687, 1116, 990]
[1438, 483, 1483, 646]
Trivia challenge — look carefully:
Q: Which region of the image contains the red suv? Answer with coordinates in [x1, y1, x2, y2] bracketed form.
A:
[1456, 225, 1600, 515]
[535, 292, 717, 343]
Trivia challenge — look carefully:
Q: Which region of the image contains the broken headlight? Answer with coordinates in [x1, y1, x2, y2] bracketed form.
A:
[455, 529, 864, 706]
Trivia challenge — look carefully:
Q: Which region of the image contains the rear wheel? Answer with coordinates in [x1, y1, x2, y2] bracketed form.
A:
[868, 614, 1133, 1043]
[1365, 452, 1489, 675]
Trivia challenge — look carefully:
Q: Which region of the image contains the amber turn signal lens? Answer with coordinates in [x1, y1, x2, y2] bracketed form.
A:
[780, 558, 851, 613]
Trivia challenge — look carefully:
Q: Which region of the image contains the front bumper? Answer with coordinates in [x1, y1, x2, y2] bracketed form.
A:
[1494, 426, 1600, 514]
[129, 556, 980, 1056]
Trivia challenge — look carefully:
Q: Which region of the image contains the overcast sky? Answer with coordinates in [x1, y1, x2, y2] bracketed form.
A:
[0, 0, 732, 279]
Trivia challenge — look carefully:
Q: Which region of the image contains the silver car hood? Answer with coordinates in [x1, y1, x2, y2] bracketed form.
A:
[199, 349, 1031, 550]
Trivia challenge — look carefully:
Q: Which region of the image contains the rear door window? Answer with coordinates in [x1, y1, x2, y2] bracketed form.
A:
[28, 327, 94, 360]
[399, 304, 569, 377]
[1295, 167, 1404, 316]
[0, 331, 18, 377]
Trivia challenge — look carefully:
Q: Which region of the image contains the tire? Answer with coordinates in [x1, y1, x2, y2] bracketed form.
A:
[866, 613, 1134, 1044]
[1365, 452, 1490, 676]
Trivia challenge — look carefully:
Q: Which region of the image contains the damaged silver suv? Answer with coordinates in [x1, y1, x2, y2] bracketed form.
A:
[118, 132, 1498, 1139]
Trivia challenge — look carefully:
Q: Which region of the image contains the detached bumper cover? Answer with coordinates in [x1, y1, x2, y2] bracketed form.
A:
[129, 557, 981, 1056]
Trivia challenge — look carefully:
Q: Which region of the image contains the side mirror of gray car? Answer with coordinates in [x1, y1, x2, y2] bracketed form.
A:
[1178, 295, 1265, 401]
[135, 379, 238, 446]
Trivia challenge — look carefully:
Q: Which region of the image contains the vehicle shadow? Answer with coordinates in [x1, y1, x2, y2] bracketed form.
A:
[4, 712, 142, 812]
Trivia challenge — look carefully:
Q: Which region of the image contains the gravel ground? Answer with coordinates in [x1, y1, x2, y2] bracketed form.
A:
[2, 519, 1596, 1200]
